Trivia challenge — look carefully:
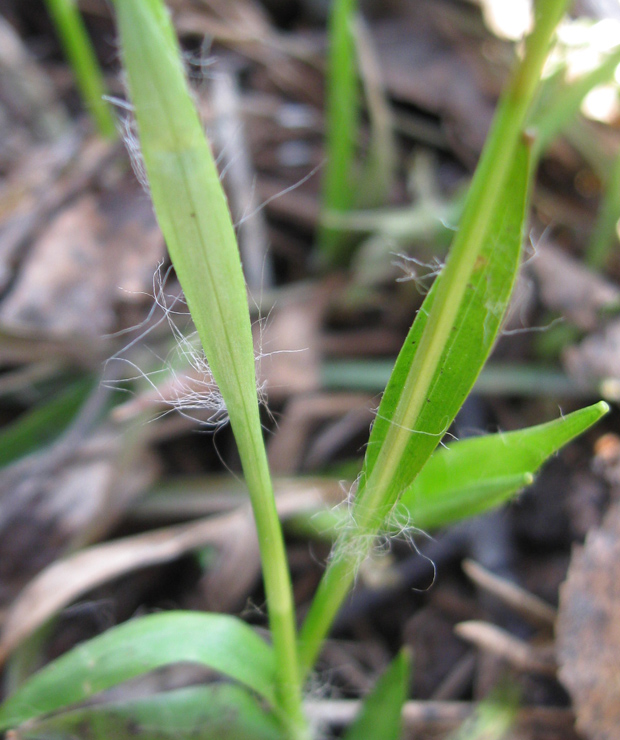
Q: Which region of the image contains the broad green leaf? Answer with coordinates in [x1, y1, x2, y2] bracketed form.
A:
[358, 141, 531, 524]
[0, 378, 93, 468]
[10, 685, 285, 740]
[400, 401, 609, 529]
[0, 612, 276, 731]
[343, 649, 410, 740]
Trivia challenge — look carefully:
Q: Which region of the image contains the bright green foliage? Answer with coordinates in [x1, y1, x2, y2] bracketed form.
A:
[343, 649, 410, 740]
[401, 401, 609, 529]
[44, 0, 116, 138]
[298, 141, 531, 676]
[0, 613, 277, 731]
[8, 685, 286, 740]
[0, 4, 606, 740]
[359, 143, 530, 523]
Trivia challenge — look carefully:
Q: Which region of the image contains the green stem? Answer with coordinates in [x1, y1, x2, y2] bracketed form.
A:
[44, 0, 116, 139]
[298, 0, 570, 679]
[232, 408, 309, 738]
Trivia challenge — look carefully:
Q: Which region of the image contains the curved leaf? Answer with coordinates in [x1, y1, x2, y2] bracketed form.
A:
[10, 684, 285, 740]
[0, 612, 276, 731]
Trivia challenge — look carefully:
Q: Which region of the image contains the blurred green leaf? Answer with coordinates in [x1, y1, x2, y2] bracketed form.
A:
[0, 378, 93, 468]
[400, 401, 609, 529]
[0, 612, 276, 731]
[10, 684, 286, 740]
[343, 649, 410, 740]
[448, 683, 519, 740]
[44, 0, 116, 138]
[530, 44, 620, 161]
[319, 0, 359, 264]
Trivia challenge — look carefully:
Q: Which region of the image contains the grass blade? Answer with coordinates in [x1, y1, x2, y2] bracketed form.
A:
[0, 612, 276, 731]
[10, 685, 286, 740]
[113, 0, 303, 727]
[587, 145, 620, 268]
[0, 378, 93, 468]
[318, 0, 359, 264]
[342, 649, 410, 740]
[44, 0, 116, 138]
[530, 44, 620, 162]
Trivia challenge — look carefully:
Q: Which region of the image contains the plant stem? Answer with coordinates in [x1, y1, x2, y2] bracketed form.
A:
[232, 407, 309, 738]
[298, 0, 571, 679]
[44, 0, 116, 139]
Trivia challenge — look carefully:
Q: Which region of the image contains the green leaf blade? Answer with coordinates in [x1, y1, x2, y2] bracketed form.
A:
[10, 685, 286, 740]
[0, 612, 277, 731]
[401, 401, 609, 529]
[343, 649, 410, 740]
[115, 0, 256, 430]
[358, 142, 532, 523]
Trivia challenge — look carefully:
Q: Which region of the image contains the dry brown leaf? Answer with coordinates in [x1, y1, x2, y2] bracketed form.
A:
[0, 170, 163, 339]
[564, 317, 620, 393]
[556, 500, 620, 739]
[0, 486, 327, 665]
[528, 242, 620, 331]
[0, 421, 156, 606]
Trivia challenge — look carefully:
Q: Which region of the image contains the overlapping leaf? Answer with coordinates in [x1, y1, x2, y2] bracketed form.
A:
[9, 685, 285, 740]
[0, 612, 276, 731]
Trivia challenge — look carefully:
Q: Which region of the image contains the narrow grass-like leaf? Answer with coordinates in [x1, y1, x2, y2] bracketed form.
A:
[10, 685, 285, 740]
[352, 16, 396, 209]
[400, 401, 609, 529]
[0, 612, 276, 731]
[321, 360, 592, 398]
[44, 0, 116, 138]
[0, 378, 93, 468]
[529, 44, 620, 162]
[113, 0, 302, 724]
[342, 649, 410, 740]
[318, 0, 359, 264]
[299, 0, 572, 675]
